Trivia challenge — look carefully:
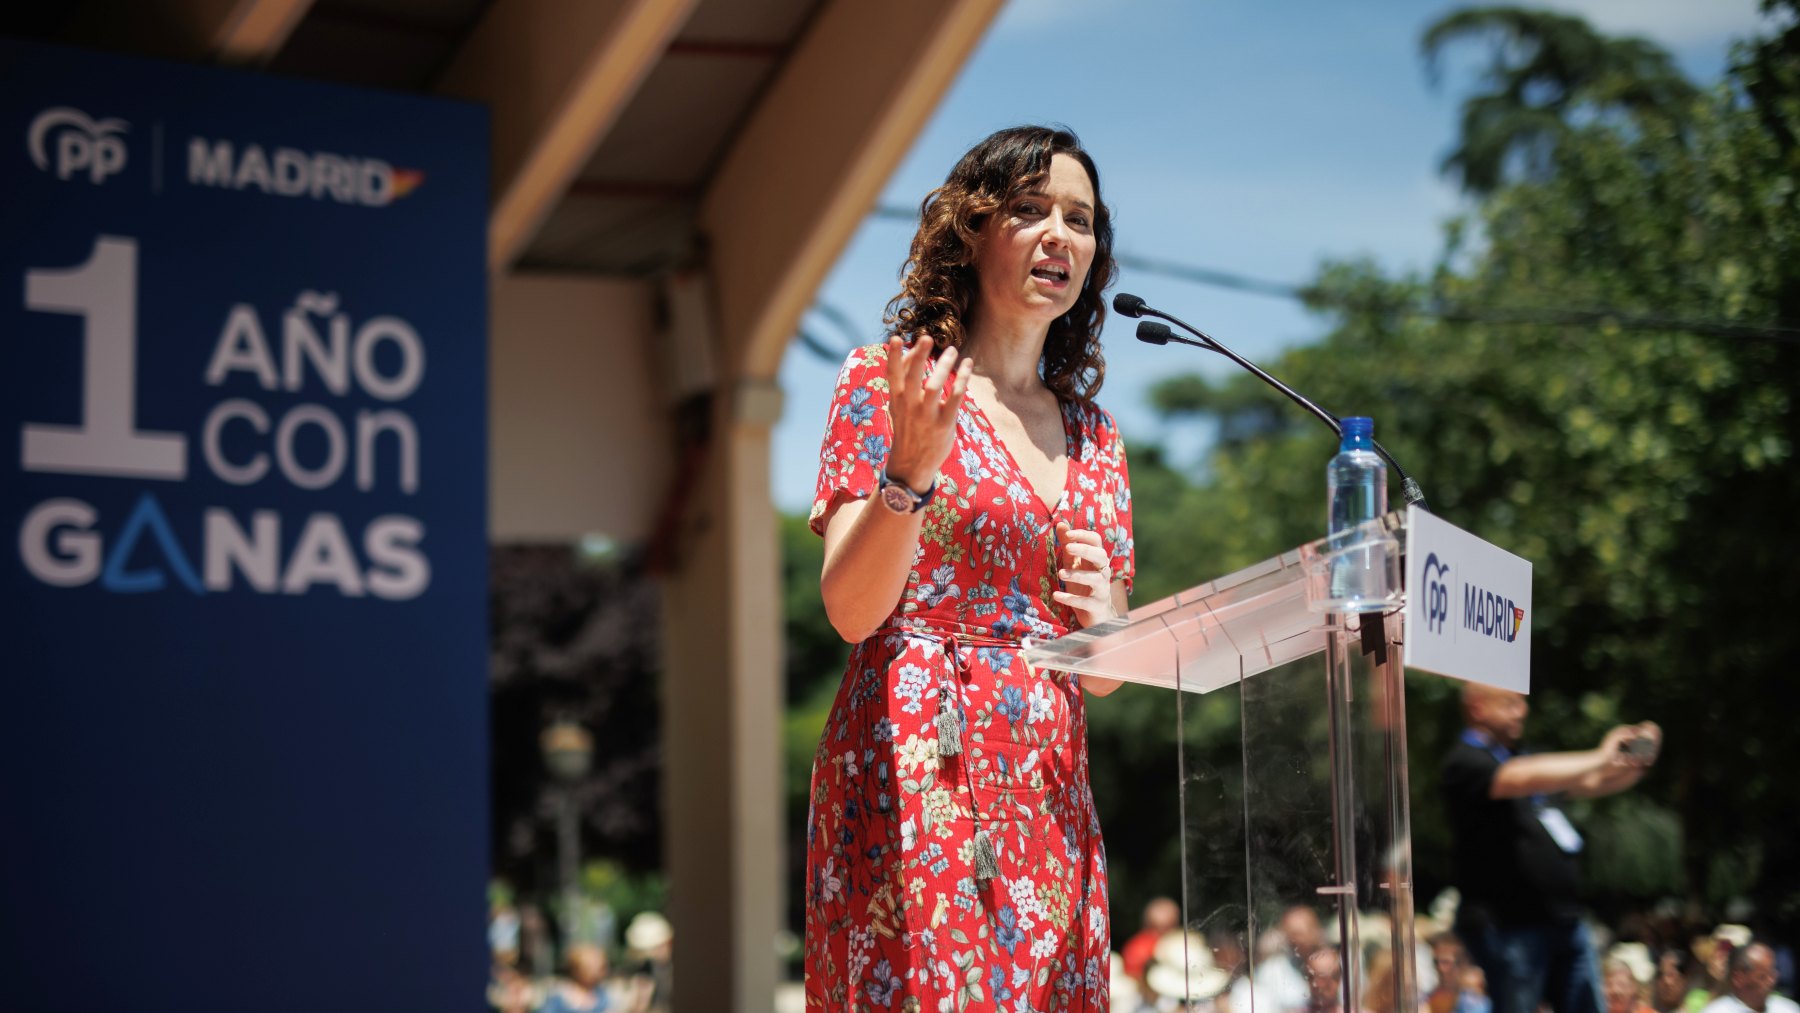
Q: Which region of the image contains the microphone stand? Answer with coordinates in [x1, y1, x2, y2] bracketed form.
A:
[1131, 312, 1429, 511]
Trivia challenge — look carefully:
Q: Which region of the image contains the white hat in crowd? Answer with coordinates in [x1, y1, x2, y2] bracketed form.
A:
[1714, 925, 1752, 949]
[1609, 942, 1656, 985]
[1146, 929, 1231, 1001]
[625, 911, 673, 952]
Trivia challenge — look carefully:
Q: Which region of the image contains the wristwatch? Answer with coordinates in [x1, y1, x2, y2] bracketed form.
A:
[877, 470, 937, 514]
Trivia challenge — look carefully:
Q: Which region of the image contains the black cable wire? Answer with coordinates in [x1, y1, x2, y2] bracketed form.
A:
[867, 203, 1800, 345]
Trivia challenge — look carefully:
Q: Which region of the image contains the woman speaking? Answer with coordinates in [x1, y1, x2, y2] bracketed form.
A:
[803, 125, 1135, 1012]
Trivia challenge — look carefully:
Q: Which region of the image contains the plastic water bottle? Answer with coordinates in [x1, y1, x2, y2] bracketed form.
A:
[1326, 416, 1389, 609]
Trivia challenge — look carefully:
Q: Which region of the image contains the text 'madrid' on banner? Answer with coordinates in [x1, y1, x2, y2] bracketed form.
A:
[1403, 504, 1533, 694]
[0, 40, 488, 1009]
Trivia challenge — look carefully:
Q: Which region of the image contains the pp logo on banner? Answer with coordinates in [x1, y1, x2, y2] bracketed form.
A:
[1423, 552, 1451, 634]
[28, 107, 129, 184]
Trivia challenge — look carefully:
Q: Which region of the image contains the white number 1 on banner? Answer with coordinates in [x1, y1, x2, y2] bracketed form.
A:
[22, 235, 186, 480]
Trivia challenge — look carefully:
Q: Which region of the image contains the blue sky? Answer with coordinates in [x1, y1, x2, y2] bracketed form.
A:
[771, 0, 1772, 511]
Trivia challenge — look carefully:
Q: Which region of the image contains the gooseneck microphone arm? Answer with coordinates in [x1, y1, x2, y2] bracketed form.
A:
[1115, 292, 1429, 510]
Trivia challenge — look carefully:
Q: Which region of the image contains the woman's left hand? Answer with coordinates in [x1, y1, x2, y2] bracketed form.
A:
[1051, 521, 1130, 696]
[1052, 521, 1119, 629]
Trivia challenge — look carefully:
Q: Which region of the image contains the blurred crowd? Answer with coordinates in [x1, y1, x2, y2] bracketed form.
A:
[484, 873, 1794, 1013]
[1107, 895, 1796, 1013]
[486, 898, 673, 1013]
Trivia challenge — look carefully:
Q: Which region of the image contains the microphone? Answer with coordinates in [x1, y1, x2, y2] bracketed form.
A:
[1112, 292, 1150, 319]
[1136, 320, 1172, 345]
[1115, 292, 1428, 510]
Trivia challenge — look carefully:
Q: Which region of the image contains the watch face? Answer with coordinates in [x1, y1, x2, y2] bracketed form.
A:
[880, 483, 917, 514]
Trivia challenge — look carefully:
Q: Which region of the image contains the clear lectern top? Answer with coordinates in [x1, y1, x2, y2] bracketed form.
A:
[1022, 511, 1405, 692]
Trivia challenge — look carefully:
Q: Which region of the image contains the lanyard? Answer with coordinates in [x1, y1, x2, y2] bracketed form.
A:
[1461, 727, 1513, 763]
[1463, 727, 1583, 853]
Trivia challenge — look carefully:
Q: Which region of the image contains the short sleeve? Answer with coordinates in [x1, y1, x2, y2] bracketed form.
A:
[1093, 406, 1135, 596]
[807, 344, 893, 536]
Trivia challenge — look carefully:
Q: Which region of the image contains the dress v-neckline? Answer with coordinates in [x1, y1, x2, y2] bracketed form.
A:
[964, 391, 1075, 516]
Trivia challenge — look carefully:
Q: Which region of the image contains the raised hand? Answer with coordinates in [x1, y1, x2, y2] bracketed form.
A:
[1052, 520, 1118, 629]
[882, 335, 972, 491]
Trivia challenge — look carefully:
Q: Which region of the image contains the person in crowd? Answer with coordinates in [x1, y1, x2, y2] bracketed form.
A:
[1700, 944, 1797, 1013]
[487, 953, 541, 1013]
[1605, 957, 1657, 1013]
[1362, 945, 1401, 1013]
[801, 125, 1133, 1011]
[1441, 683, 1661, 1013]
[1652, 950, 1695, 1013]
[540, 942, 613, 1013]
[1304, 946, 1370, 1013]
[623, 911, 672, 1013]
[1230, 906, 1325, 1013]
[1111, 950, 1156, 1013]
[1428, 933, 1493, 1013]
[1693, 933, 1741, 1011]
[520, 903, 556, 982]
[1350, 909, 1440, 1001]
[1144, 929, 1232, 1013]
[1210, 928, 1250, 1011]
[1126, 898, 1185, 984]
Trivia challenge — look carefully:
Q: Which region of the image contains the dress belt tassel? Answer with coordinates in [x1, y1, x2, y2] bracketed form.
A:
[972, 827, 1000, 881]
[943, 631, 998, 883]
[934, 695, 963, 757]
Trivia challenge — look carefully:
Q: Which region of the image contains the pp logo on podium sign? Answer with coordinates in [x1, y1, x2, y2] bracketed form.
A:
[1422, 552, 1451, 634]
[28, 106, 129, 184]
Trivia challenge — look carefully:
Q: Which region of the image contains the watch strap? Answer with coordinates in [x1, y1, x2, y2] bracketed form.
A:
[879, 470, 937, 512]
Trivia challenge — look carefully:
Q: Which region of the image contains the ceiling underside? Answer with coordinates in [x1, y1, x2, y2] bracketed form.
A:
[6, 0, 828, 274]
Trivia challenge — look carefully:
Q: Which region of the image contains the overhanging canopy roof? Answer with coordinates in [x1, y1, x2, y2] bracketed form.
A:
[8, 0, 829, 275]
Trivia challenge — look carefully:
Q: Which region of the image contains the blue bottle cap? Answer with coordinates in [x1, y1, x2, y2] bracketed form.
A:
[1340, 416, 1373, 449]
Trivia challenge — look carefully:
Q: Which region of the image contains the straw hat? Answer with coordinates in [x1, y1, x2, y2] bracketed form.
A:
[1153, 930, 1211, 969]
[625, 911, 673, 951]
[1714, 925, 1752, 949]
[1147, 962, 1231, 1001]
[1609, 943, 1655, 985]
[1147, 929, 1231, 1001]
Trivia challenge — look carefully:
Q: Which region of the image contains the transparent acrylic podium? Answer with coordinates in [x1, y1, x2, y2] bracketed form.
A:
[1025, 513, 1417, 1013]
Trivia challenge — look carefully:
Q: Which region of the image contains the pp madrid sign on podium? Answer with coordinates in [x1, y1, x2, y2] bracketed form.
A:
[1, 41, 489, 1011]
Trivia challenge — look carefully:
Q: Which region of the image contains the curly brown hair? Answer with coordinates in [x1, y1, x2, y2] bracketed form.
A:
[884, 125, 1116, 404]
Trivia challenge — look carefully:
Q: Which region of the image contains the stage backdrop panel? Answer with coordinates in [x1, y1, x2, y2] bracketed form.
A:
[0, 40, 489, 1011]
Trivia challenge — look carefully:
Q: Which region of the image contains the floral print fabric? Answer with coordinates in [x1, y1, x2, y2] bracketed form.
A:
[804, 343, 1135, 1012]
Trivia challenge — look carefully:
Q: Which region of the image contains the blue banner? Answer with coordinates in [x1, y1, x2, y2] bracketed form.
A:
[0, 41, 489, 1010]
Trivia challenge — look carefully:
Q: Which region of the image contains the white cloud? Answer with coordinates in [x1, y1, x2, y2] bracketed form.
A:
[1534, 0, 1772, 48]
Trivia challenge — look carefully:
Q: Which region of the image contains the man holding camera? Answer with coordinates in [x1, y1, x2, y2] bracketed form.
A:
[1441, 683, 1661, 1013]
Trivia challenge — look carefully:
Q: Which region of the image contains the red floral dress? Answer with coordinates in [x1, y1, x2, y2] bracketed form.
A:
[803, 343, 1135, 1012]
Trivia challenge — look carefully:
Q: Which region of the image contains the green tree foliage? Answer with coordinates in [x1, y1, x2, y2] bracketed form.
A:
[1129, 7, 1800, 929]
[1422, 6, 1699, 193]
[782, 511, 852, 706]
[780, 511, 850, 942]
